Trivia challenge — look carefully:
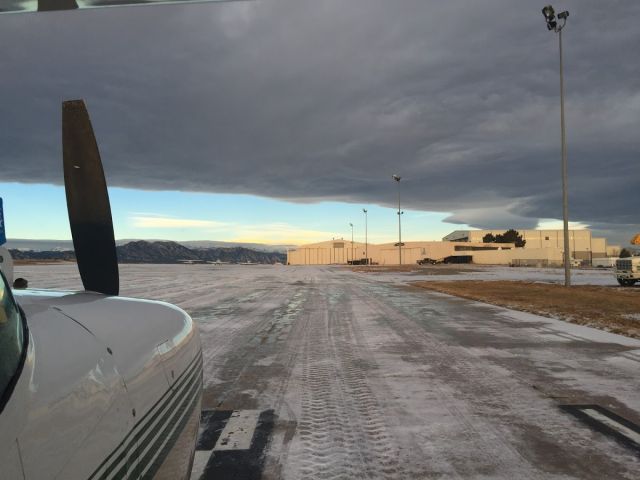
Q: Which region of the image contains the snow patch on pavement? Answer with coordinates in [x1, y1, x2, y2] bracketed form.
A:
[360, 265, 618, 286]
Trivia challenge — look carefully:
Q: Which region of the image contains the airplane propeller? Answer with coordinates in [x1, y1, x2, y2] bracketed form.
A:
[62, 100, 119, 296]
[1, 0, 250, 15]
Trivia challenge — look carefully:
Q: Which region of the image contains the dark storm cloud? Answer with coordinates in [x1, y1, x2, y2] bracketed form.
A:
[0, 0, 638, 243]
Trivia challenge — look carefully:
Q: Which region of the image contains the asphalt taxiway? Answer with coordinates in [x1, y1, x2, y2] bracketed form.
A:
[16, 264, 640, 479]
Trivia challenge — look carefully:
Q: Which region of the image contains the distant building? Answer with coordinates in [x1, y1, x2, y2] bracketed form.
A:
[287, 229, 617, 266]
[443, 229, 613, 260]
[286, 240, 514, 266]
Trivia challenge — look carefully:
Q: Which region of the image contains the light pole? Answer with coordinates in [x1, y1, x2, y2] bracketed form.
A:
[542, 5, 571, 286]
[349, 222, 354, 264]
[362, 208, 368, 265]
[392, 174, 403, 265]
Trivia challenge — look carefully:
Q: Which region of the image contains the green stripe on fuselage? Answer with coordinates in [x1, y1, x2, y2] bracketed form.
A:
[88, 352, 202, 480]
[108, 361, 202, 480]
[135, 369, 202, 479]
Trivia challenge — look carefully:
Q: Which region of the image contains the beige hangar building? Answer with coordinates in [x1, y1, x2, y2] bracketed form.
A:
[286, 239, 515, 266]
[287, 229, 617, 266]
[443, 229, 610, 261]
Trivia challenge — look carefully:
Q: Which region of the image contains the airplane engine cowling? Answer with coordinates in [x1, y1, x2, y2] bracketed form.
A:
[0, 247, 14, 285]
[8, 290, 203, 480]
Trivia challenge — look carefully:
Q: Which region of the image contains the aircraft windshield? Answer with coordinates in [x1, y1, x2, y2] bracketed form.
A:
[0, 272, 24, 405]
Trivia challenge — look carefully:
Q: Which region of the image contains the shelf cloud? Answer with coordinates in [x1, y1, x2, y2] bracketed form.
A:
[1, 0, 638, 243]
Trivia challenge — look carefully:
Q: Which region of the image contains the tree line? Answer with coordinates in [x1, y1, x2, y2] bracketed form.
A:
[482, 229, 526, 248]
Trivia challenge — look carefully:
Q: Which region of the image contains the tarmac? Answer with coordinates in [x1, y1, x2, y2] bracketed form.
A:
[16, 264, 640, 479]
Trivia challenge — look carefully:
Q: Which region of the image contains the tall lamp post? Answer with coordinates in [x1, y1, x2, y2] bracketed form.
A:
[542, 5, 571, 286]
[362, 208, 368, 265]
[392, 174, 403, 265]
[349, 222, 354, 264]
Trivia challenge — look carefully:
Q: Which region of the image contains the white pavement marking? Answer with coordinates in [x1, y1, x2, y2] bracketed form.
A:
[190, 451, 212, 480]
[213, 410, 261, 451]
[190, 409, 261, 479]
[582, 409, 640, 445]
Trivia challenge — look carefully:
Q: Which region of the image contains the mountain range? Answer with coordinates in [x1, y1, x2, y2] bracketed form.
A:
[5, 238, 295, 253]
[9, 240, 286, 264]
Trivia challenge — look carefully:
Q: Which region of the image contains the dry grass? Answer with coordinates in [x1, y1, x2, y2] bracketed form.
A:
[349, 264, 423, 273]
[349, 265, 481, 275]
[413, 281, 640, 339]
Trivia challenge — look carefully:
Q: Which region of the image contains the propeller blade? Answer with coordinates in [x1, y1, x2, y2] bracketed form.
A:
[38, 0, 78, 11]
[62, 100, 119, 296]
[1, 0, 250, 14]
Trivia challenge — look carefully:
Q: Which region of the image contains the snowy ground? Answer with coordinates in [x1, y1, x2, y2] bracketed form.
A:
[354, 264, 619, 286]
[14, 264, 640, 479]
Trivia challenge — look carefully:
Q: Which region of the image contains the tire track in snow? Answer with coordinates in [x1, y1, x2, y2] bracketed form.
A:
[285, 282, 407, 479]
[356, 279, 633, 479]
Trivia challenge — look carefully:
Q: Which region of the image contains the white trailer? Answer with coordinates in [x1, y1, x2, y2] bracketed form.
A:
[592, 257, 618, 268]
[615, 257, 640, 286]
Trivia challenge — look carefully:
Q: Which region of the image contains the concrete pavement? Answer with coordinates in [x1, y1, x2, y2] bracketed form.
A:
[16, 264, 640, 479]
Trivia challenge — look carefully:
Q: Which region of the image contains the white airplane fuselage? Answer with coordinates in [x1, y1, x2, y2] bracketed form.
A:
[0, 289, 202, 480]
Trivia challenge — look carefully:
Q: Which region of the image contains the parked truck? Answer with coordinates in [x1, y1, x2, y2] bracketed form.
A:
[615, 257, 640, 286]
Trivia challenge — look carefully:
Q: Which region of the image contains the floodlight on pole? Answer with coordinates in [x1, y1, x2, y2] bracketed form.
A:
[363, 208, 368, 265]
[392, 175, 403, 265]
[541, 4, 571, 287]
[542, 5, 557, 30]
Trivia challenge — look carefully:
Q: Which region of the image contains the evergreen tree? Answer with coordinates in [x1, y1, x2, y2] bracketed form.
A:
[483, 229, 526, 247]
[482, 233, 496, 243]
[496, 229, 526, 247]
